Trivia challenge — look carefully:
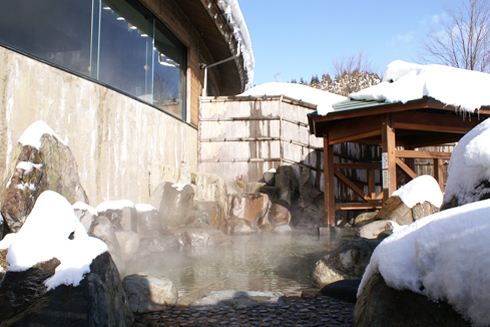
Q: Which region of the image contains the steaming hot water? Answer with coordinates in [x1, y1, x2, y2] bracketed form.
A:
[126, 228, 356, 305]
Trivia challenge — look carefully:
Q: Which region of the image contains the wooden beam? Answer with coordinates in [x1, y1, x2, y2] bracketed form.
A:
[336, 202, 383, 210]
[334, 163, 381, 170]
[395, 122, 471, 134]
[334, 170, 370, 201]
[326, 115, 383, 144]
[329, 130, 382, 145]
[382, 114, 397, 200]
[395, 157, 418, 179]
[434, 158, 445, 191]
[368, 169, 376, 199]
[324, 134, 336, 227]
[396, 150, 452, 160]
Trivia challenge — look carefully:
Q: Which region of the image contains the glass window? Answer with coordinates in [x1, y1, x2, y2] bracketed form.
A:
[153, 22, 186, 118]
[0, 0, 187, 120]
[0, 0, 92, 76]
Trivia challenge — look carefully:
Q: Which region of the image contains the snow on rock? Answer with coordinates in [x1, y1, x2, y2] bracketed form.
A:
[135, 203, 156, 213]
[392, 175, 443, 208]
[0, 191, 108, 290]
[18, 121, 67, 150]
[171, 183, 187, 192]
[359, 198, 490, 326]
[95, 199, 135, 212]
[216, 0, 255, 88]
[73, 201, 98, 217]
[16, 161, 42, 174]
[350, 60, 490, 113]
[240, 82, 346, 115]
[444, 118, 490, 206]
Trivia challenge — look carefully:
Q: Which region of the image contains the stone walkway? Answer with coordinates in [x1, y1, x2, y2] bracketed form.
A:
[135, 294, 354, 326]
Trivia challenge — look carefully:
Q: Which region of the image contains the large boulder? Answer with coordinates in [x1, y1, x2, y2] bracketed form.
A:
[0, 252, 134, 326]
[194, 201, 225, 231]
[73, 202, 98, 232]
[267, 202, 291, 227]
[357, 220, 397, 239]
[354, 273, 470, 327]
[223, 218, 255, 234]
[88, 216, 126, 275]
[135, 203, 166, 238]
[96, 200, 137, 232]
[274, 166, 299, 205]
[122, 274, 178, 313]
[136, 235, 179, 258]
[374, 196, 439, 225]
[0, 122, 88, 234]
[227, 193, 270, 230]
[115, 230, 140, 260]
[169, 222, 231, 247]
[148, 182, 195, 228]
[311, 238, 380, 288]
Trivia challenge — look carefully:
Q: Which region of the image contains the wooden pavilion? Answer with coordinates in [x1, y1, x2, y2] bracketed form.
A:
[308, 96, 490, 226]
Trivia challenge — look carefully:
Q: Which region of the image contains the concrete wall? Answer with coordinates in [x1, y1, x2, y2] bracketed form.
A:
[0, 46, 198, 206]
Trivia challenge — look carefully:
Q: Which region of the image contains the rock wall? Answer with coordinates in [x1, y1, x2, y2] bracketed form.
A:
[0, 46, 198, 206]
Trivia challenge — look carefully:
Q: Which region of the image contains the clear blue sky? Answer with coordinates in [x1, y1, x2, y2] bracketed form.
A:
[239, 0, 459, 86]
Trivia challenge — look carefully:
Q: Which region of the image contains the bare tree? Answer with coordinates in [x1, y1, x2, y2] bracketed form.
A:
[331, 50, 377, 76]
[420, 0, 490, 72]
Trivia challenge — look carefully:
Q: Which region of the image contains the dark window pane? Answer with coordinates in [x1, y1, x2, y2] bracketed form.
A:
[0, 0, 92, 76]
[99, 2, 152, 98]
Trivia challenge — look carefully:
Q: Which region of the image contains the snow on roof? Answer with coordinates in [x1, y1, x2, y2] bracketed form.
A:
[392, 175, 443, 208]
[217, 0, 255, 88]
[350, 60, 490, 113]
[240, 82, 346, 115]
[95, 199, 135, 212]
[18, 121, 67, 150]
[0, 191, 108, 290]
[359, 198, 490, 325]
[443, 118, 490, 206]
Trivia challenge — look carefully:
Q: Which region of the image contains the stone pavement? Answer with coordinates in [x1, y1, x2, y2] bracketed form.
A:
[135, 294, 354, 326]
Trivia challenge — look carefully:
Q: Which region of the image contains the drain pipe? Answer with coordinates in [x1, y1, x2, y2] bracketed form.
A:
[200, 54, 239, 97]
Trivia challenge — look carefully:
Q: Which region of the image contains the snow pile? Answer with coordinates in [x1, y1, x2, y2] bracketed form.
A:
[216, 0, 255, 88]
[135, 203, 156, 213]
[443, 118, 490, 206]
[95, 199, 135, 212]
[172, 183, 187, 192]
[18, 121, 67, 150]
[240, 82, 346, 115]
[72, 201, 98, 217]
[350, 60, 490, 113]
[0, 191, 108, 290]
[392, 175, 443, 208]
[359, 198, 490, 325]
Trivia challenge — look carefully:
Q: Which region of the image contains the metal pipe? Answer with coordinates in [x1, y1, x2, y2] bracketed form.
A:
[200, 54, 239, 96]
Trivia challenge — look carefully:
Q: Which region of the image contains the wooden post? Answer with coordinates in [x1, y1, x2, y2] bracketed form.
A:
[382, 114, 396, 201]
[368, 169, 376, 199]
[433, 158, 445, 191]
[323, 134, 336, 227]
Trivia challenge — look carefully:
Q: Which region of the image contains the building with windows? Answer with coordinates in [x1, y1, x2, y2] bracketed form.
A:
[0, 0, 254, 205]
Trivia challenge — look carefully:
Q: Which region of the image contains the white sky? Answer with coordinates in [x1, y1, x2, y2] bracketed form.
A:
[238, 0, 460, 86]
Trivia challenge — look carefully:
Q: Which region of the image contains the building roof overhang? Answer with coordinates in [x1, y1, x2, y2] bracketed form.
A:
[175, 0, 249, 95]
[308, 97, 490, 148]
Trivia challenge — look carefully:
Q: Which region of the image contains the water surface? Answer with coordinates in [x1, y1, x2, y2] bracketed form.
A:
[127, 228, 356, 305]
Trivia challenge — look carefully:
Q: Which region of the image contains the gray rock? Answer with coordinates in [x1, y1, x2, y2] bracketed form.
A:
[298, 168, 322, 208]
[115, 230, 140, 260]
[88, 216, 126, 275]
[0, 131, 88, 233]
[169, 222, 231, 247]
[353, 212, 378, 227]
[194, 201, 225, 231]
[136, 235, 179, 258]
[148, 182, 195, 228]
[274, 166, 299, 205]
[122, 274, 178, 313]
[73, 202, 97, 232]
[320, 279, 360, 304]
[263, 171, 276, 186]
[135, 203, 166, 238]
[189, 290, 285, 309]
[96, 200, 137, 232]
[268, 203, 291, 227]
[412, 201, 439, 220]
[357, 220, 396, 239]
[311, 238, 380, 288]
[0, 252, 134, 326]
[375, 196, 439, 226]
[224, 218, 255, 234]
[354, 273, 470, 327]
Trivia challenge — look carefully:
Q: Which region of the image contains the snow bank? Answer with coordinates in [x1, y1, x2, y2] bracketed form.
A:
[444, 118, 490, 206]
[135, 203, 156, 213]
[95, 199, 135, 212]
[0, 191, 108, 290]
[18, 121, 67, 150]
[216, 0, 255, 88]
[350, 60, 490, 113]
[73, 201, 98, 217]
[240, 82, 346, 115]
[359, 198, 490, 325]
[392, 175, 443, 208]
